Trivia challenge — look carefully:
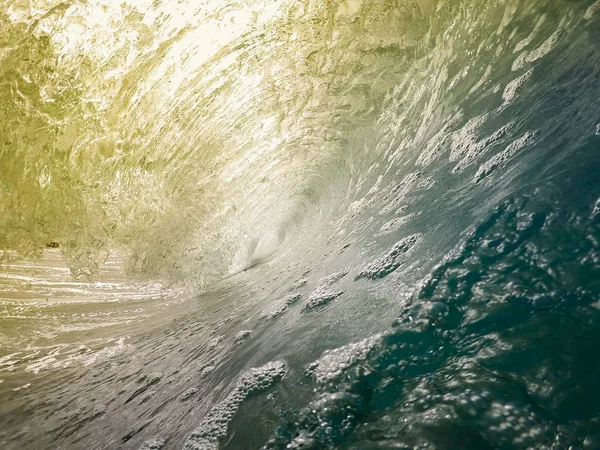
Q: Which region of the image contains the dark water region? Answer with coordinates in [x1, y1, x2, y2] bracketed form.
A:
[2, 0, 600, 449]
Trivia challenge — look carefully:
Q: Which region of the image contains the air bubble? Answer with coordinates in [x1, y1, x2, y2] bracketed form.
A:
[181, 388, 198, 401]
[356, 234, 421, 279]
[183, 361, 286, 450]
[140, 438, 165, 450]
[234, 330, 252, 343]
[304, 287, 345, 309]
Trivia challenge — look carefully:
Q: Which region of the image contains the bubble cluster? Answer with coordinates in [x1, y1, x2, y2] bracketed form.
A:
[183, 361, 286, 450]
[200, 365, 215, 379]
[267, 294, 302, 319]
[448, 114, 489, 163]
[474, 130, 538, 183]
[379, 214, 416, 235]
[303, 288, 345, 310]
[416, 111, 464, 166]
[481, 400, 558, 448]
[303, 268, 350, 309]
[234, 330, 252, 343]
[511, 26, 562, 72]
[140, 438, 165, 450]
[138, 390, 156, 404]
[290, 278, 308, 290]
[307, 334, 382, 386]
[452, 121, 516, 174]
[502, 68, 534, 104]
[356, 234, 421, 280]
[584, 0, 600, 20]
[379, 172, 429, 215]
[317, 269, 349, 286]
[125, 372, 163, 404]
[263, 391, 364, 449]
[142, 373, 164, 384]
[206, 337, 222, 351]
[181, 387, 198, 401]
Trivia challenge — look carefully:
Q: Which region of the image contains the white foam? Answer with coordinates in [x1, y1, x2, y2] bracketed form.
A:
[502, 69, 534, 105]
[585, 0, 600, 20]
[309, 335, 382, 385]
[475, 131, 538, 183]
[183, 361, 286, 449]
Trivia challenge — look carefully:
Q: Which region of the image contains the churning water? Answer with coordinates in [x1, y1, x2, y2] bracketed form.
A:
[1, 0, 600, 448]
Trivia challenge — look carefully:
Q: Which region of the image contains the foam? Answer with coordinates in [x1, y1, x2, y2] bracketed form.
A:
[140, 439, 165, 450]
[452, 122, 515, 173]
[303, 269, 350, 309]
[183, 361, 286, 450]
[502, 69, 534, 104]
[303, 288, 345, 309]
[379, 172, 427, 215]
[289, 278, 308, 290]
[206, 336, 222, 351]
[379, 214, 416, 234]
[584, 0, 600, 20]
[234, 330, 252, 343]
[200, 365, 215, 378]
[317, 269, 349, 286]
[307, 334, 382, 386]
[181, 388, 198, 401]
[267, 293, 301, 318]
[125, 372, 163, 404]
[475, 131, 538, 183]
[356, 234, 422, 280]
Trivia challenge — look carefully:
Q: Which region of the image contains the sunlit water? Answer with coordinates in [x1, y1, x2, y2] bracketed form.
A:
[0, 250, 186, 375]
[2, 0, 600, 449]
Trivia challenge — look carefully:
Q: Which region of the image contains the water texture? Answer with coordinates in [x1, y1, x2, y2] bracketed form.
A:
[1, 0, 600, 449]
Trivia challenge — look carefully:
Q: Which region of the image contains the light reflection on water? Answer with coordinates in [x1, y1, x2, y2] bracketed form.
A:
[0, 249, 187, 381]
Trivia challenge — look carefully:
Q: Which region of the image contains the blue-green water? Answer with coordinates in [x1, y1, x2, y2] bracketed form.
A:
[1, 0, 600, 449]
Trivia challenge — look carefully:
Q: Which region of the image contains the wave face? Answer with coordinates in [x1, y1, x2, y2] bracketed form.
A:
[1, 0, 600, 449]
[4, 0, 595, 285]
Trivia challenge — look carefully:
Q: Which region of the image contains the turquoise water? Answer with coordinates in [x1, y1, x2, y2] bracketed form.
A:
[1, 0, 600, 449]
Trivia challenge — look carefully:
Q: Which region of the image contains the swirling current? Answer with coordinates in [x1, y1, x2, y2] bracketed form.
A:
[1, 0, 600, 449]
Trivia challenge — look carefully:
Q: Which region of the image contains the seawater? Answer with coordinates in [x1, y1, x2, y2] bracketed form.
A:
[1, 0, 600, 449]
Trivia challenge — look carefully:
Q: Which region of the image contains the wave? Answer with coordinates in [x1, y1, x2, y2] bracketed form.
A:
[3, 0, 597, 287]
[2, 0, 455, 284]
[1, 0, 600, 447]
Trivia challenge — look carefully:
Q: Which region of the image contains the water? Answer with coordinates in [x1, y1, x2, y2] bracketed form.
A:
[1, 0, 600, 448]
